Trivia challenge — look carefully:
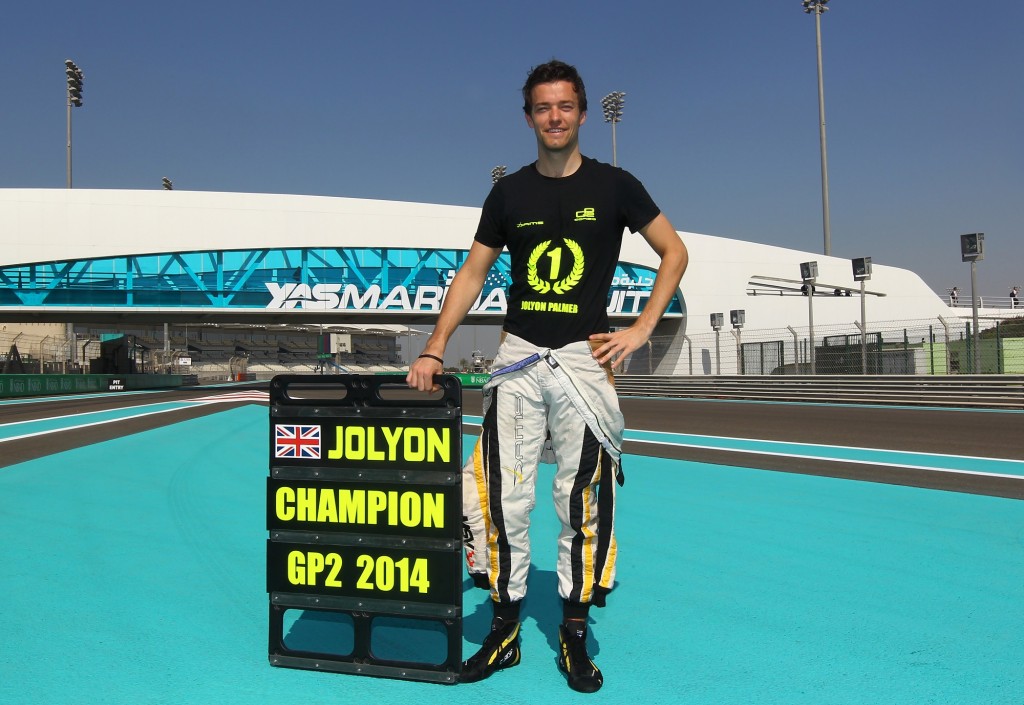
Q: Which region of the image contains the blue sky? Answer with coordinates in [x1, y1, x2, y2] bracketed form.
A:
[3, 1, 1021, 301]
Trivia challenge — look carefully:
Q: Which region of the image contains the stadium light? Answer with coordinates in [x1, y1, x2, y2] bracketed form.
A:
[601, 91, 625, 166]
[801, 0, 833, 256]
[730, 310, 746, 374]
[65, 59, 84, 189]
[960, 233, 984, 373]
[852, 257, 872, 373]
[490, 165, 506, 184]
[710, 312, 724, 374]
[162, 177, 174, 190]
[801, 261, 818, 374]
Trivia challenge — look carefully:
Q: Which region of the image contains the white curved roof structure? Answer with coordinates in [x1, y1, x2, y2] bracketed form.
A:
[1, 188, 985, 374]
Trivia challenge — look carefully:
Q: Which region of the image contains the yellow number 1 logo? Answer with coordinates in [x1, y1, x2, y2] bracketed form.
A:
[526, 239, 585, 295]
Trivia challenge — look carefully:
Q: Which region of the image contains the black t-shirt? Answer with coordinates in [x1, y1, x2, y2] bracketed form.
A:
[474, 156, 660, 349]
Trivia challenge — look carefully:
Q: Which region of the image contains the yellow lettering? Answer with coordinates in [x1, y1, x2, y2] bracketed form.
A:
[274, 485, 447, 529]
[276, 486, 295, 521]
[324, 425, 452, 463]
[327, 426, 344, 459]
[427, 427, 450, 463]
[544, 302, 579, 314]
[307, 552, 325, 583]
[367, 490, 387, 524]
[325, 553, 343, 587]
[400, 491, 421, 527]
[382, 426, 402, 460]
[285, 550, 342, 587]
[346, 426, 365, 460]
[317, 488, 337, 523]
[329, 426, 346, 459]
[338, 489, 365, 524]
[287, 550, 305, 585]
[387, 490, 397, 526]
[404, 427, 425, 461]
[377, 555, 395, 591]
[367, 426, 385, 461]
[422, 492, 444, 528]
[296, 487, 316, 521]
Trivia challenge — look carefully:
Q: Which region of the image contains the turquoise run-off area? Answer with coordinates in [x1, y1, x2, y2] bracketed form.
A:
[1, 405, 1021, 704]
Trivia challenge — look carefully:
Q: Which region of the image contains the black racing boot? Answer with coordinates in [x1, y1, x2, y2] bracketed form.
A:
[557, 621, 603, 693]
[460, 617, 521, 683]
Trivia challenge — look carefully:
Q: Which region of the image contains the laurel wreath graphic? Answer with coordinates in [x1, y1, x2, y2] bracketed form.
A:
[554, 238, 584, 294]
[526, 238, 585, 295]
[526, 240, 552, 294]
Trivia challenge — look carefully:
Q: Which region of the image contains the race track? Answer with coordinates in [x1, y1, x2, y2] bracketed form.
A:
[1, 381, 1021, 704]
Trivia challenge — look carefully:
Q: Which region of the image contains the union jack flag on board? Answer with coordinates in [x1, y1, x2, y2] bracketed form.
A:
[274, 424, 321, 459]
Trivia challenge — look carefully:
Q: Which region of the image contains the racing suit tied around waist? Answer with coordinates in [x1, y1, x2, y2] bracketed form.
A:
[484, 338, 625, 486]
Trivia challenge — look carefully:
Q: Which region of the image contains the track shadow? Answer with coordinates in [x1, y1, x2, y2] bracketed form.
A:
[461, 565, 604, 662]
[263, 559, 611, 672]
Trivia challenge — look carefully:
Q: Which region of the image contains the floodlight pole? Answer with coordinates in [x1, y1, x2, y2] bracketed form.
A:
[970, 260, 980, 373]
[715, 330, 721, 375]
[802, 0, 832, 256]
[66, 95, 73, 189]
[852, 256, 872, 374]
[601, 92, 625, 167]
[65, 59, 84, 189]
[960, 233, 985, 374]
[730, 310, 745, 375]
[808, 287, 816, 373]
[711, 313, 724, 375]
[64, 59, 84, 369]
[801, 261, 819, 374]
[860, 279, 867, 373]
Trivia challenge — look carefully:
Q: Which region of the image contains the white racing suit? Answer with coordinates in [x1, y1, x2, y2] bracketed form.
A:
[462, 333, 625, 607]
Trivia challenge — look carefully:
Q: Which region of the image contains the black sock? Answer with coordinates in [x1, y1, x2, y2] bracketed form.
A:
[493, 600, 521, 626]
[562, 599, 590, 625]
[563, 618, 587, 636]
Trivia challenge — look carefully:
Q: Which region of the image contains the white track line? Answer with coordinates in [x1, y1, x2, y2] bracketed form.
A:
[0, 395, 263, 444]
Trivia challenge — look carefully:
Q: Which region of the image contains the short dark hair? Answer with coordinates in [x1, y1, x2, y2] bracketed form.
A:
[522, 60, 588, 115]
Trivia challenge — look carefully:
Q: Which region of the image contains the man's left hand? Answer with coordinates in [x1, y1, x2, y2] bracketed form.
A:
[588, 324, 653, 367]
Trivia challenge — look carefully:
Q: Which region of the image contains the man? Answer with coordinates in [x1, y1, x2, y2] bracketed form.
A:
[407, 60, 687, 692]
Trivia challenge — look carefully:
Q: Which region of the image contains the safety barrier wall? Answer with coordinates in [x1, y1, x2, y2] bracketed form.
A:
[0, 373, 185, 399]
[450, 373, 489, 389]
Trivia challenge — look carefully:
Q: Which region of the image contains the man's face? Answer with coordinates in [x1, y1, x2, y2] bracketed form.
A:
[525, 80, 586, 153]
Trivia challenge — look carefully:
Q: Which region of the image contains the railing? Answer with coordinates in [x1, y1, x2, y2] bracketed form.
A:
[944, 293, 1021, 310]
[615, 374, 1024, 409]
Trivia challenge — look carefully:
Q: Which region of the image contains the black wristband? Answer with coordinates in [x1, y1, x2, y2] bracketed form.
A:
[418, 353, 443, 365]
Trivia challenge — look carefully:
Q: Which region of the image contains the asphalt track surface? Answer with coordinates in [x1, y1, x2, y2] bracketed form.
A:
[2, 380, 1022, 704]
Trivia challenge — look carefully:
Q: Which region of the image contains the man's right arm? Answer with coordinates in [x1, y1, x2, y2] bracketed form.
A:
[406, 241, 502, 391]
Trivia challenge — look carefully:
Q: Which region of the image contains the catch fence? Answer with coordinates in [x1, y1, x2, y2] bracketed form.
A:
[630, 315, 1024, 377]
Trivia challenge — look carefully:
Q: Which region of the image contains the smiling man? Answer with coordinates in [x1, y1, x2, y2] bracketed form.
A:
[407, 59, 688, 692]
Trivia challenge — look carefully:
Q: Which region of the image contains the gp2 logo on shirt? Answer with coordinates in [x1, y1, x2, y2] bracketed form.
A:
[526, 238, 585, 295]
